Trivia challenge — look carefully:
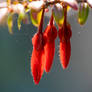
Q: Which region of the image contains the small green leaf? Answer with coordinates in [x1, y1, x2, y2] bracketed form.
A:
[30, 10, 42, 27]
[17, 12, 25, 30]
[7, 13, 13, 34]
[78, 3, 89, 25]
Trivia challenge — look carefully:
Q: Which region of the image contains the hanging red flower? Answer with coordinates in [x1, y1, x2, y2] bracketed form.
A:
[30, 9, 45, 84]
[31, 32, 45, 84]
[58, 23, 72, 69]
[43, 15, 57, 73]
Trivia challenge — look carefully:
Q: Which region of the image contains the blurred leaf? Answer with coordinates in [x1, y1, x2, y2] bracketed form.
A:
[30, 10, 42, 27]
[7, 0, 11, 6]
[13, 1, 19, 5]
[29, 0, 32, 2]
[78, 3, 89, 25]
[25, 7, 30, 13]
[7, 13, 13, 34]
[17, 13, 25, 30]
[67, 6, 71, 11]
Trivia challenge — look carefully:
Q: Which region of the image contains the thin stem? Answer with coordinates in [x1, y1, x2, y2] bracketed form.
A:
[63, 4, 68, 41]
[0, 0, 87, 9]
[38, 9, 45, 34]
[50, 14, 53, 26]
[63, 5, 67, 29]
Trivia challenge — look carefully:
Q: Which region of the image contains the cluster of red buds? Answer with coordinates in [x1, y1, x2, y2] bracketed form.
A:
[0, 0, 92, 85]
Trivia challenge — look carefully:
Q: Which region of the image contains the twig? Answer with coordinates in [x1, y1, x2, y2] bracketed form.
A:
[0, 0, 87, 9]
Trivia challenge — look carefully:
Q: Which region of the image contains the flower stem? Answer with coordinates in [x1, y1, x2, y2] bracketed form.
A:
[38, 9, 45, 34]
[50, 14, 53, 26]
[63, 5, 67, 29]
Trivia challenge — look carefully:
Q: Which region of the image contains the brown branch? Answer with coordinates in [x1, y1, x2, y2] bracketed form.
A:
[45, 0, 87, 8]
[0, 0, 88, 9]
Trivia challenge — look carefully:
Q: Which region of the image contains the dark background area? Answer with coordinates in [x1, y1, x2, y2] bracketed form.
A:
[0, 9, 92, 92]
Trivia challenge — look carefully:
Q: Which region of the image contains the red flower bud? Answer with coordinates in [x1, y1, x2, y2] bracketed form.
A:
[31, 33, 45, 84]
[58, 23, 72, 69]
[44, 15, 57, 72]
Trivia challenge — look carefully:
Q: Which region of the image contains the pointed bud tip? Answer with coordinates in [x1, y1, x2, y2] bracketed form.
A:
[62, 64, 68, 69]
[45, 67, 51, 73]
[45, 70, 49, 73]
[34, 79, 40, 85]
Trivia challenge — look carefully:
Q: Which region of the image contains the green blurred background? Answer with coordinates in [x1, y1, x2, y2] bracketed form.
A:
[0, 8, 92, 92]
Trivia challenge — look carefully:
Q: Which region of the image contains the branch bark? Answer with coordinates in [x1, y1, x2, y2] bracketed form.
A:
[0, 0, 87, 9]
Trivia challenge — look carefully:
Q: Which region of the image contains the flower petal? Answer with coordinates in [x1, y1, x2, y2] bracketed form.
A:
[7, 13, 13, 34]
[17, 12, 25, 30]
[28, 1, 44, 12]
[12, 4, 25, 14]
[0, 2, 7, 8]
[87, 0, 92, 8]
[0, 8, 8, 24]
[61, 0, 78, 10]
[30, 10, 42, 27]
[52, 4, 64, 26]
[78, 3, 89, 25]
